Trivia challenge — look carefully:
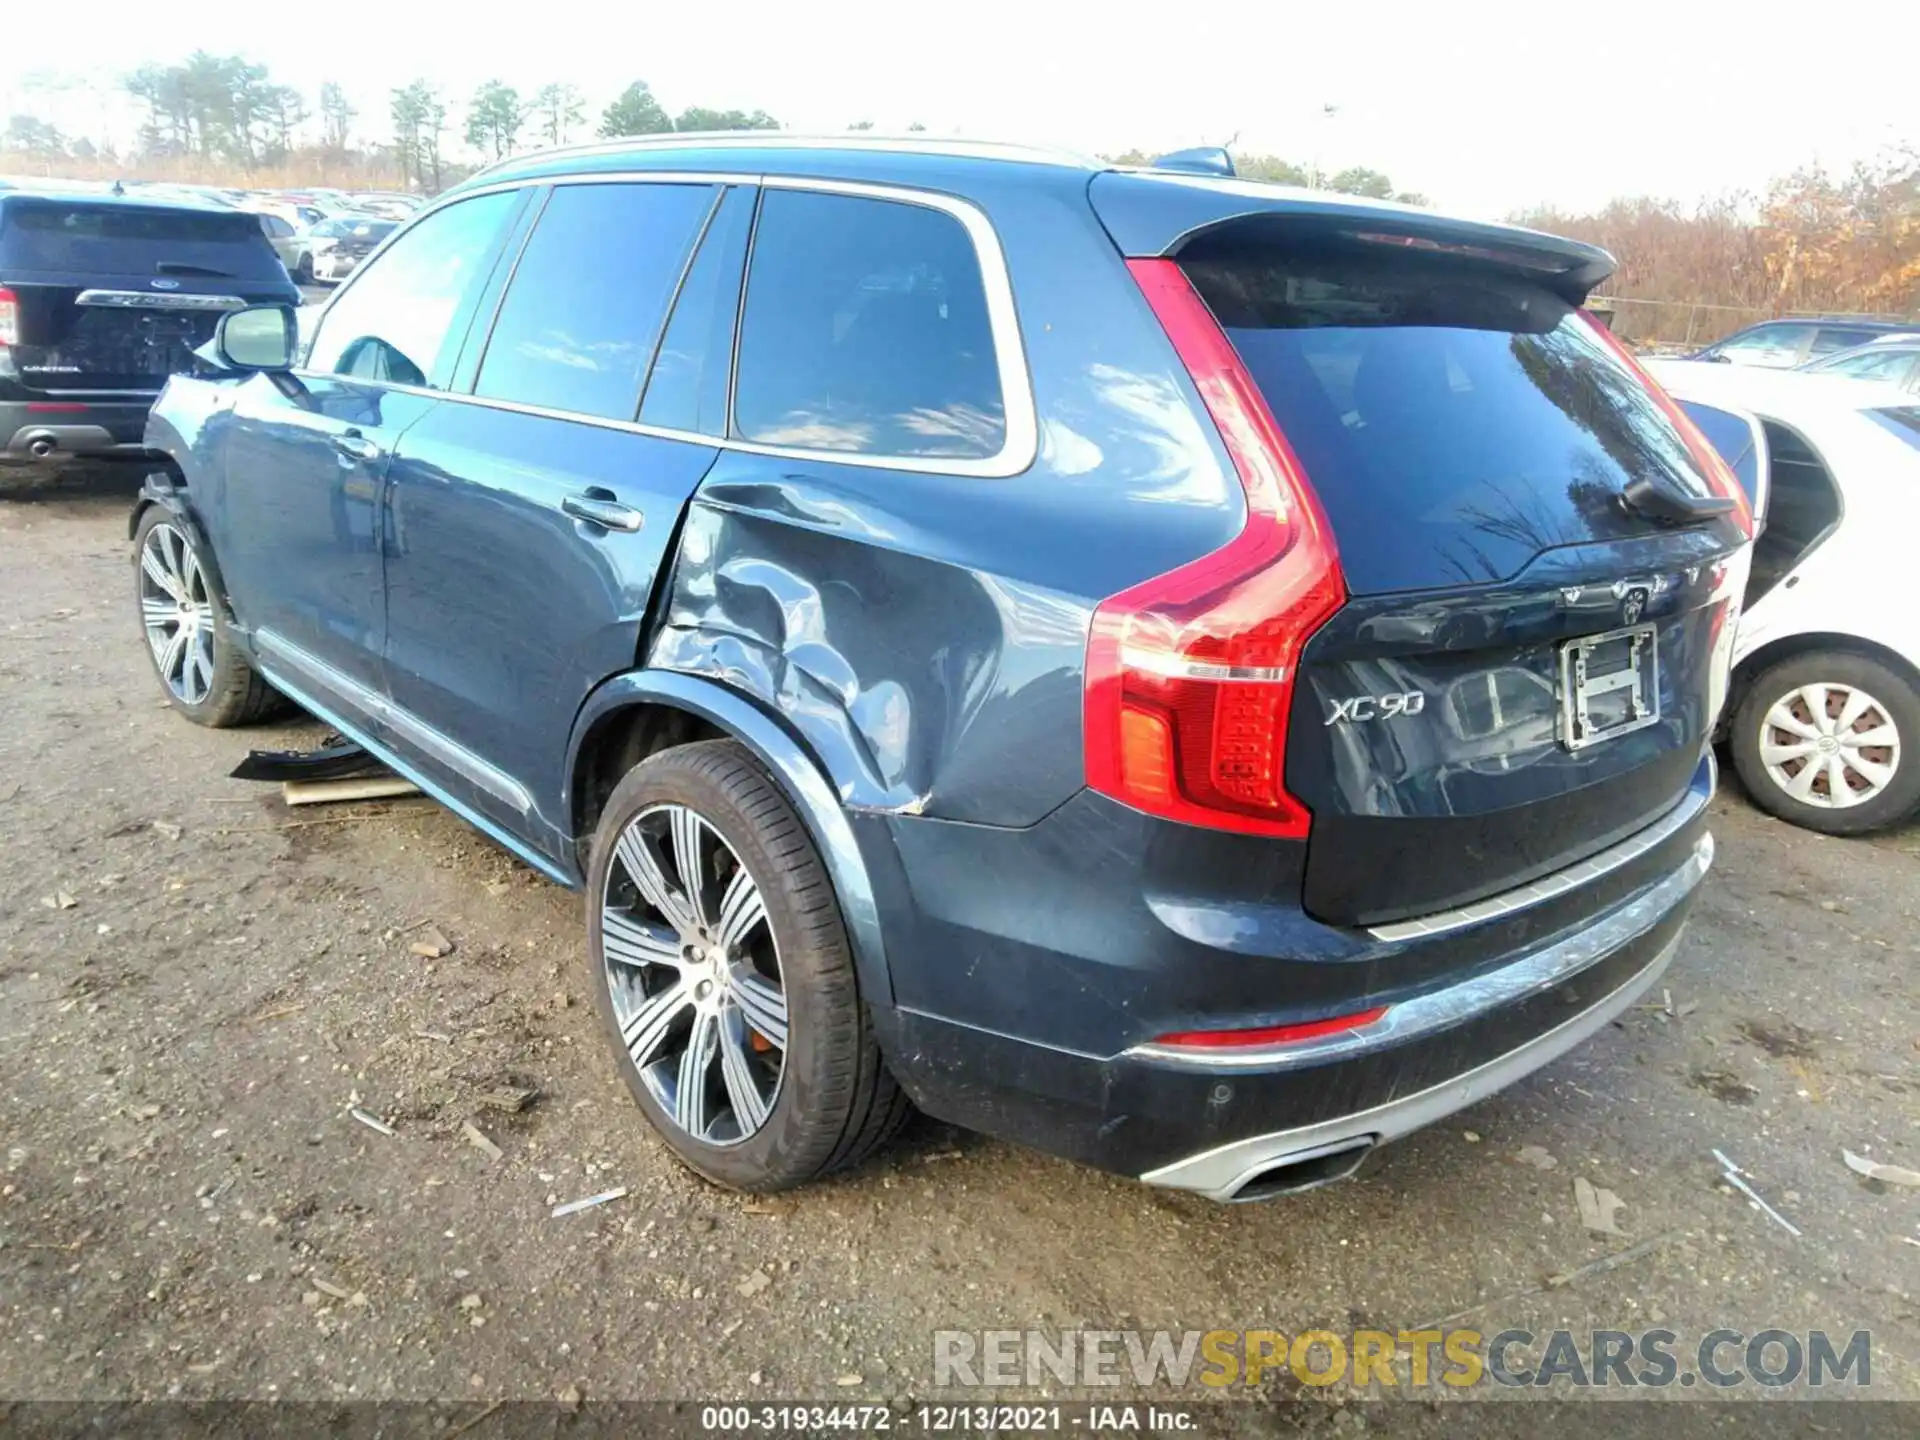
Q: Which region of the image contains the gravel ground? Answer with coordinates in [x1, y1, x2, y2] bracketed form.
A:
[2, 465, 1918, 1418]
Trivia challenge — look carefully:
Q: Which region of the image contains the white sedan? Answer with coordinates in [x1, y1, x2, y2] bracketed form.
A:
[1651, 361, 1920, 834]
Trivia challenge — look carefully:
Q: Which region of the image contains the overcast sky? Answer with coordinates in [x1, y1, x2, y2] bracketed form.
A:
[5, 0, 1915, 217]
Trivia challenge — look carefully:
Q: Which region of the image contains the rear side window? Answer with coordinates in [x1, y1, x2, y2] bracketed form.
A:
[307, 191, 518, 387]
[476, 182, 716, 421]
[1809, 326, 1877, 357]
[1, 199, 284, 279]
[732, 189, 1005, 460]
[640, 185, 757, 434]
[1184, 245, 1717, 592]
[1678, 400, 1763, 506]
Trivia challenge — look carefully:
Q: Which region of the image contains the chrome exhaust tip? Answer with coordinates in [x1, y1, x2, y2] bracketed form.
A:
[1224, 1137, 1375, 1202]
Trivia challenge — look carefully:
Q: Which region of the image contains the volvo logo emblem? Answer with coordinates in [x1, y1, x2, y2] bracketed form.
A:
[1621, 586, 1649, 625]
[150, 278, 181, 290]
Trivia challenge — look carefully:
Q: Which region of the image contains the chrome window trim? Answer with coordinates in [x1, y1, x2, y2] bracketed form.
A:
[1123, 830, 1713, 1073]
[1366, 756, 1714, 943]
[75, 289, 247, 311]
[254, 629, 534, 817]
[297, 170, 1038, 479]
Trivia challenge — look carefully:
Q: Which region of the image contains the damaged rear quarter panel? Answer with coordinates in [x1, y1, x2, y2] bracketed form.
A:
[652, 487, 1092, 827]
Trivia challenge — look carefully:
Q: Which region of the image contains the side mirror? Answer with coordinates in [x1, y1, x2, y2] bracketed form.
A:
[214, 304, 298, 371]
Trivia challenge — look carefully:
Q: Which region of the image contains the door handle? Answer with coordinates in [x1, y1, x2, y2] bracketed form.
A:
[562, 493, 644, 533]
[332, 431, 383, 462]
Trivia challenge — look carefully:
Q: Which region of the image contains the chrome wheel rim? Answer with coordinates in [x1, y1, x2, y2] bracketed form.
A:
[139, 522, 217, 706]
[600, 802, 787, 1145]
[1759, 682, 1901, 809]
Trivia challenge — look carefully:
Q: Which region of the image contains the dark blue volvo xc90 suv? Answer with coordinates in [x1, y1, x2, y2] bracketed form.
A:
[132, 137, 1751, 1200]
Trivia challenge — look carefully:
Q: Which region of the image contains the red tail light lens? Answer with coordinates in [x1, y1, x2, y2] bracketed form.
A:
[1083, 259, 1346, 838]
[0, 288, 18, 349]
[1580, 312, 1754, 539]
[1152, 1006, 1389, 1050]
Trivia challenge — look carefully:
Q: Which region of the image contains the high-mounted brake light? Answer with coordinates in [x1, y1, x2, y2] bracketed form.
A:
[1152, 1006, 1390, 1050]
[1083, 259, 1346, 838]
[0, 288, 18, 349]
[1580, 312, 1754, 540]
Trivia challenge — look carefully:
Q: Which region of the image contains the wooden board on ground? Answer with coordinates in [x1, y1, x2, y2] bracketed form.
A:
[282, 775, 422, 807]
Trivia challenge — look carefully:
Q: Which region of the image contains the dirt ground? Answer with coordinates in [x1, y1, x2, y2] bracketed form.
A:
[3, 465, 1918, 1418]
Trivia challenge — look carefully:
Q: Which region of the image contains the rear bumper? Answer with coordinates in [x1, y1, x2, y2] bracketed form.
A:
[873, 757, 1717, 1193]
[1142, 840, 1704, 1198]
[0, 398, 157, 464]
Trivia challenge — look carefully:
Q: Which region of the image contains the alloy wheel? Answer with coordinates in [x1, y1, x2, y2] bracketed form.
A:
[1759, 682, 1902, 809]
[139, 522, 217, 706]
[599, 802, 788, 1145]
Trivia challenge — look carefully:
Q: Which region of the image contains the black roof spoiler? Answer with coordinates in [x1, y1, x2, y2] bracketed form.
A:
[1089, 170, 1616, 302]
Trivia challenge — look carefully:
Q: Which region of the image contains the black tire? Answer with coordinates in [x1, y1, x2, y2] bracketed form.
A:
[1729, 650, 1920, 835]
[295, 255, 314, 283]
[585, 739, 910, 1191]
[132, 506, 284, 728]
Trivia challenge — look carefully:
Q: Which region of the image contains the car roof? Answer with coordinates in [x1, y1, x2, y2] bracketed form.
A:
[451, 133, 1613, 294]
[1735, 317, 1917, 333]
[1649, 359, 1911, 419]
[0, 186, 239, 217]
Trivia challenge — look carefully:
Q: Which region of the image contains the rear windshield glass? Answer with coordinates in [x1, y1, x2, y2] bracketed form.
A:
[1, 199, 283, 279]
[313, 218, 397, 240]
[1183, 246, 1717, 593]
[1679, 400, 1762, 506]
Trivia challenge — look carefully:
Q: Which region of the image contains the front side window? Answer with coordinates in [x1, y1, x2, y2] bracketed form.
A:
[475, 182, 717, 421]
[732, 189, 1006, 460]
[306, 191, 517, 387]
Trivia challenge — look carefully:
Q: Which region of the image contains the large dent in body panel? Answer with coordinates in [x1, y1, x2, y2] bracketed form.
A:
[649, 501, 1090, 825]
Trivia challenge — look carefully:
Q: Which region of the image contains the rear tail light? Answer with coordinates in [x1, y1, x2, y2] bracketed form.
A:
[1083, 259, 1346, 838]
[1151, 1005, 1389, 1050]
[0, 288, 17, 349]
[1580, 313, 1754, 539]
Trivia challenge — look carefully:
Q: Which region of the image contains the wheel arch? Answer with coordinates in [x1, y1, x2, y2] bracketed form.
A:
[565, 670, 897, 1008]
[129, 468, 234, 619]
[1732, 630, 1920, 715]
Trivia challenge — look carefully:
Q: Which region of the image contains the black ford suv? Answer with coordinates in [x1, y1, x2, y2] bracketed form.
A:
[0, 190, 297, 468]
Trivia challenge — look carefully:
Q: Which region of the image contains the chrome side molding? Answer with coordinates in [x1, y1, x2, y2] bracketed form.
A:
[254, 629, 534, 817]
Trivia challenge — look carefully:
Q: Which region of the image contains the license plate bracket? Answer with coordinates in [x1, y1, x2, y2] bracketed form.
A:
[1559, 623, 1660, 751]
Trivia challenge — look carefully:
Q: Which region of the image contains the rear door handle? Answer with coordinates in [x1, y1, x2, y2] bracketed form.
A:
[562, 493, 644, 533]
[332, 431, 383, 462]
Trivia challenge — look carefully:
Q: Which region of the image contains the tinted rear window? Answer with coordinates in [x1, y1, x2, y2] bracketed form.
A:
[2, 199, 283, 279]
[1184, 247, 1716, 593]
[732, 189, 1005, 460]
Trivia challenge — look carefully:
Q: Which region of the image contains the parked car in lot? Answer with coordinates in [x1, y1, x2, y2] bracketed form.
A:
[248, 210, 306, 277]
[133, 138, 1752, 1200]
[288, 216, 398, 284]
[0, 189, 299, 468]
[1652, 362, 1920, 834]
[1689, 317, 1920, 369]
[1798, 337, 1920, 394]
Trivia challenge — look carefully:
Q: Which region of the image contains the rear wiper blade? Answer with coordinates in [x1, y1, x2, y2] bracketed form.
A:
[1619, 476, 1737, 528]
[155, 261, 236, 278]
